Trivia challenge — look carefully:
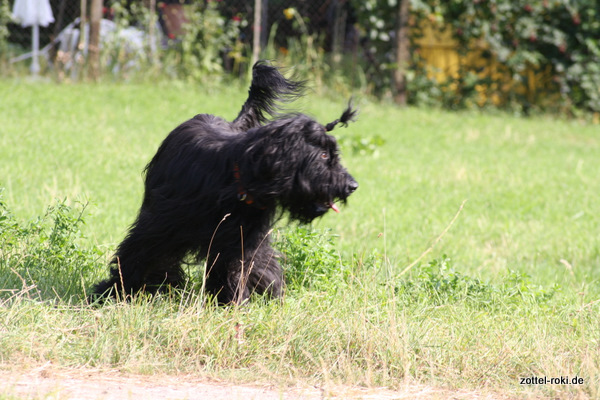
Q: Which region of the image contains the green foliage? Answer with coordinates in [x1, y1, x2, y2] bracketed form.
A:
[166, 1, 244, 81]
[276, 227, 348, 292]
[0, 0, 10, 61]
[278, 230, 560, 310]
[263, 8, 371, 98]
[0, 190, 103, 302]
[338, 133, 386, 157]
[98, 0, 157, 80]
[406, 64, 486, 109]
[396, 255, 559, 308]
[262, 8, 329, 87]
[348, 0, 399, 97]
[349, 0, 600, 113]
[50, 0, 246, 82]
[411, 0, 600, 113]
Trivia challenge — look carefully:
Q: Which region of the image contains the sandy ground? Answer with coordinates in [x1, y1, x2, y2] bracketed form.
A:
[2, 364, 514, 400]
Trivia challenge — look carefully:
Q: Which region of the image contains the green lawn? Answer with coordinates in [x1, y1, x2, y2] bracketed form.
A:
[0, 79, 599, 398]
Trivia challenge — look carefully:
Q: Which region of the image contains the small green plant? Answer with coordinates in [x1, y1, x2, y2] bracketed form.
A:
[395, 255, 559, 308]
[396, 255, 492, 305]
[0, 190, 103, 302]
[275, 227, 348, 293]
[502, 268, 560, 305]
[338, 132, 385, 157]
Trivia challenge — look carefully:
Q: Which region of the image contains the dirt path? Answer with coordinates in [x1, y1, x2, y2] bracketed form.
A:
[2, 364, 510, 400]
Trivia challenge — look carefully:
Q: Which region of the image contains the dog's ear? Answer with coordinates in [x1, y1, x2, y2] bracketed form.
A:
[237, 117, 310, 183]
[236, 130, 280, 182]
[325, 99, 358, 132]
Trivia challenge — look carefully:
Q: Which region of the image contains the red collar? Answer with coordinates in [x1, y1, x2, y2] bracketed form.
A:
[233, 164, 255, 205]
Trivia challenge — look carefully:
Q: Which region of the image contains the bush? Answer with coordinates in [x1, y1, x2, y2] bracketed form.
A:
[275, 227, 349, 293]
[349, 0, 599, 113]
[169, 1, 245, 81]
[395, 255, 560, 308]
[348, 0, 399, 97]
[0, 190, 103, 302]
[410, 0, 600, 113]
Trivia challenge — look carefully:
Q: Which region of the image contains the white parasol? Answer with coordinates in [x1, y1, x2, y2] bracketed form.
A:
[12, 0, 55, 75]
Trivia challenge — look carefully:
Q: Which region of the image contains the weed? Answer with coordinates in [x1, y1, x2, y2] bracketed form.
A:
[276, 227, 348, 293]
[0, 189, 103, 302]
[338, 133, 386, 157]
[395, 255, 559, 308]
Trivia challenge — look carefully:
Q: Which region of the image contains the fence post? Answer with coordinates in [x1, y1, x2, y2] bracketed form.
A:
[89, 0, 101, 80]
[78, 0, 87, 52]
[394, 0, 410, 105]
[252, 0, 262, 66]
[148, 0, 157, 64]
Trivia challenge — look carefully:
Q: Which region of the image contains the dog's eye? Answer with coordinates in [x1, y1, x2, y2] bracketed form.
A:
[320, 151, 329, 160]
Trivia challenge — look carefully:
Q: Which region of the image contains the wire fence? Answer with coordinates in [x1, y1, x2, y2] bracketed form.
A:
[6, 0, 359, 66]
[8, 1, 596, 112]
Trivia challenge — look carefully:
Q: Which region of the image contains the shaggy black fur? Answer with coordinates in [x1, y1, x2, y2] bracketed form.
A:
[92, 61, 358, 304]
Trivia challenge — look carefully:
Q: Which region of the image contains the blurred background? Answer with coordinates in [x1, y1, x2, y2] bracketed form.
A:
[1, 0, 599, 116]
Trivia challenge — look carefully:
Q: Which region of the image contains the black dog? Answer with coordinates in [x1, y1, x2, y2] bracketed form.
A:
[93, 62, 358, 304]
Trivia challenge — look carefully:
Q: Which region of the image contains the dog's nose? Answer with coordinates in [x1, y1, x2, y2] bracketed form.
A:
[347, 179, 358, 194]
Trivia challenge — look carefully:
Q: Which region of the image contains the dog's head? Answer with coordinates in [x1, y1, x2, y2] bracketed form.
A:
[237, 105, 358, 223]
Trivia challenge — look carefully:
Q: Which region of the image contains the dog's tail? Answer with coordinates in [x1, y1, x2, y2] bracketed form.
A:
[325, 99, 358, 131]
[233, 61, 306, 131]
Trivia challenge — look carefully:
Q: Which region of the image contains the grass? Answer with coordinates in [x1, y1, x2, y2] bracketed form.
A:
[0, 78, 599, 398]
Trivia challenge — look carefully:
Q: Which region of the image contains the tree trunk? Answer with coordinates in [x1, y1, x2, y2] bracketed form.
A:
[394, 0, 410, 105]
[89, 0, 102, 81]
[251, 0, 262, 66]
[78, 0, 87, 52]
[148, 0, 157, 65]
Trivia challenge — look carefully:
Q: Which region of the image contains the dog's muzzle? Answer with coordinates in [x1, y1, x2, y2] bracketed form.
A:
[345, 178, 359, 197]
[322, 176, 358, 215]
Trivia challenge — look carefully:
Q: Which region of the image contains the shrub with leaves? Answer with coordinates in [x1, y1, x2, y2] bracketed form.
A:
[411, 0, 600, 113]
[170, 1, 244, 81]
[275, 227, 348, 293]
[349, 0, 599, 113]
[396, 255, 559, 308]
[0, 190, 103, 302]
[348, 0, 400, 97]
